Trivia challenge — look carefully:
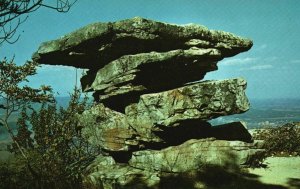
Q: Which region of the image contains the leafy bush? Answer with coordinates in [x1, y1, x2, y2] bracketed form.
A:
[253, 122, 300, 157]
[1, 89, 98, 189]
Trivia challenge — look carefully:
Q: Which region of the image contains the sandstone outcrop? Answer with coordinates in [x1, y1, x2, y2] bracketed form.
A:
[82, 48, 222, 110]
[33, 17, 252, 111]
[126, 78, 249, 129]
[33, 17, 252, 70]
[33, 17, 262, 189]
[85, 138, 264, 189]
[129, 138, 264, 173]
[79, 78, 249, 151]
[78, 104, 139, 152]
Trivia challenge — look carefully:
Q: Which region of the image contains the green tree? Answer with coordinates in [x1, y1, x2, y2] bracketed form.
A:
[0, 58, 54, 189]
[27, 88, 95, 188]
[0, 58, 53, 159]
[14, 107, 34, 150]
[0, 58, 96, 188]
[8, 88, 95, 189]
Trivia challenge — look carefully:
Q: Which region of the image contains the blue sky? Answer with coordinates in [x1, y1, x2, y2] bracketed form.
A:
[1, 0, 300, 99]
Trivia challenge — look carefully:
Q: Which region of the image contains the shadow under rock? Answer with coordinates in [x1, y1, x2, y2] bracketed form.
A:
[152, 119, 253, 150]
[120, 166, 287, 189]
[287, 178, 300, 189]
[122, 151, 287, 189]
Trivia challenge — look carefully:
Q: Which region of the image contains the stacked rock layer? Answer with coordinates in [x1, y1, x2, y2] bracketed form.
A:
[33, 17, 264, 188]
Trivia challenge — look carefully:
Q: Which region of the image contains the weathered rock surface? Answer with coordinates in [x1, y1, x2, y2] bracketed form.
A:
[84, 155, 160, 189]
[129, 138, 264, 173]
[79, 104, 254, 151]
[84, 139, 265, 188]
[125, 78, 249, 142]
[78, 104, 139, 152]
[79, 78, 250, 150]
[33, 17, 252, 112]
[33, 17, 252, 70]
[83, 48, 221, 110]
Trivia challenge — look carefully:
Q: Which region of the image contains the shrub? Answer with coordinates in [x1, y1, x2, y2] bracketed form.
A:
[253, 122, 300, 157]
[1, 89, 98, 189]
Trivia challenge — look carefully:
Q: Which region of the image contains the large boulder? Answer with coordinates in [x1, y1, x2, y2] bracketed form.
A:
[33, 17, 252, 112]
[33, 17, 252, 70]
[129, 138, 264, 173]
[84, 140, 265, 189]
[78, 77, 250, 151]
[79, 78, 249, 150]
[83, 48, 222, 111]
[125, 78, 249, 142]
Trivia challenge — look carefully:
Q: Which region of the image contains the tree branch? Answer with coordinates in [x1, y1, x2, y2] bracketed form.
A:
[0, 0, 76, 44]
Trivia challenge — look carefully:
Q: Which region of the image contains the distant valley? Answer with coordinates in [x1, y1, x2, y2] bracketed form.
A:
[210, 98, 300, 128]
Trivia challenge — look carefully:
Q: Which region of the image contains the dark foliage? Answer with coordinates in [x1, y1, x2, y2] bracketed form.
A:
[0, 58, 54, 161]
[1, 89, 97, 189]
[253, 122, 300, 156]
[0, 58, 97, 188]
